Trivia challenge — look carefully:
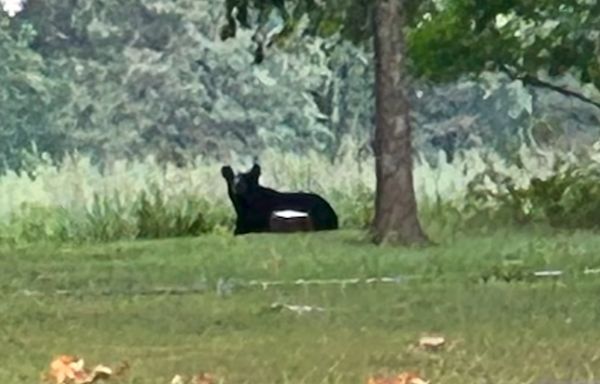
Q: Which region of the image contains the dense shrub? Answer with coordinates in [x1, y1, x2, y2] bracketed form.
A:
[2, 143, 600, 244]
[460, 146, 600, 230]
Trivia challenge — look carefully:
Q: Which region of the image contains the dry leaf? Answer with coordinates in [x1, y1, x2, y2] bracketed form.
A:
[47, 355, 114, 384]
[48, 355, 85, 384]
[367, 371, 428, 384]
[86, 365, 113, 383]
[192, 372, 217, 384]
[170, 372, 218, 384]
[418, 336, 445, 350]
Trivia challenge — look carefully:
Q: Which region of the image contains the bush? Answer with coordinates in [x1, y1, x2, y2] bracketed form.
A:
[0, 203, 72, 244]
[83, 193, 138, 242]
[135, 186, 206, 239]
[464, 156, 600, 230]
[3, 142, 600, 245]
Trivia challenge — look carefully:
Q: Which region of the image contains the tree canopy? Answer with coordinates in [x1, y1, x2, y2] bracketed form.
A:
[0, 12, 68, 170]
[410, 0, 600, 86]
[222, 0, 600, 95]
[0, 0, 598, 174]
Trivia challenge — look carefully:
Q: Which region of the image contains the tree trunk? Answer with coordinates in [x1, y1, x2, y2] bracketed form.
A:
[371, 0, 429, 245]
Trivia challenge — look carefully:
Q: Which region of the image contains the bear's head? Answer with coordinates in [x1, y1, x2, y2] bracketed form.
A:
[221, 164, 261, 196]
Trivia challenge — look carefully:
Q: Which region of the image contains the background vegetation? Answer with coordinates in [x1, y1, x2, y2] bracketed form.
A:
[1, 0, 600, 244]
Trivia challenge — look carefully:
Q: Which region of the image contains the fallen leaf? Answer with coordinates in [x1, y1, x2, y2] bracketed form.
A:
[192, 372, 217, 384]
[367, 371, 428, 384]
[86, 365, 113, 384]
[418, 336, 445, 350]
[171, 374, 186, 384]
[170, 372, 218, 384]
[48, 355, 85, 384]
[47, 355, 114, 384]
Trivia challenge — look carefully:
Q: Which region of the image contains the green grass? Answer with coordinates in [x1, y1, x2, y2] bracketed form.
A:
[3, 230, 600, 383]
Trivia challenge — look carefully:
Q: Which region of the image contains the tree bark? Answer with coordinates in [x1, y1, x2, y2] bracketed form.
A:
[371, 0, 429, 245]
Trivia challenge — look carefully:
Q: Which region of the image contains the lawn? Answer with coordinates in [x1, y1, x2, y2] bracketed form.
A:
[2, 229, 600, 383]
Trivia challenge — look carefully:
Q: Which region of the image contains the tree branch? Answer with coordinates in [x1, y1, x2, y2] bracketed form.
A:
[500, 66, 600, 110]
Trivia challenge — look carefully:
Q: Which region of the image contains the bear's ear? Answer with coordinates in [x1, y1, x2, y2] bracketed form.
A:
[221, 165, 234, 180]
[250, 163, 261, 177]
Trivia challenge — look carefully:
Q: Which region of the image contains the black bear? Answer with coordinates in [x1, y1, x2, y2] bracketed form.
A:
[221, 163, 339, 235]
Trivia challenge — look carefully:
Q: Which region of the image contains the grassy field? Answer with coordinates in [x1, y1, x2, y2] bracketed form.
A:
[3, 229, 600, 383]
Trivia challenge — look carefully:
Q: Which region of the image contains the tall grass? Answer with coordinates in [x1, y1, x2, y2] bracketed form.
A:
[2, 138, 600, 244]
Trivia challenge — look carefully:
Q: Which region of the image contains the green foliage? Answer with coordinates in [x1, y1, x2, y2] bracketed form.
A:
[135, 186, 207, 239]
[13, 0, 347, 164]
[3, 0, 600, 244]
[0, 203, 71, 244]
[219, 0, 430, 46]
[0, 15, 69, 172]
[465, 155, 600, 230]
[83, 193, 137, 242]
[479, 260, 533, 283]
[0, 192, 227, 245]
[6, 143, 600, 244]
[329, 183, 373, 229]
[409, 0, 600, 87]
[1, 0, 597, 174]
[220, 0, 600, 95]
